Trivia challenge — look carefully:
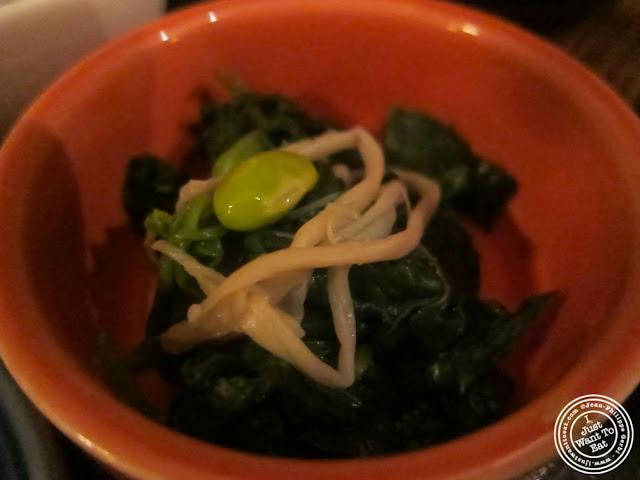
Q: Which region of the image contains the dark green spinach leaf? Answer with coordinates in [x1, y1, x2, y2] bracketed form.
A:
[383, 108, 517, 229]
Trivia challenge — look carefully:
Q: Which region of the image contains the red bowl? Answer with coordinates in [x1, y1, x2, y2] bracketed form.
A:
[1, 1, 640, 479]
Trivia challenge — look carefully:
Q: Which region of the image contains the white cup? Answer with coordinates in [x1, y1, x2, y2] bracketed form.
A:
[0, 0, 166, 138]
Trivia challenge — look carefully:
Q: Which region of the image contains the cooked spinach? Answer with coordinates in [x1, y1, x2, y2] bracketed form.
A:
[123, 155, 186, 231]
[121, 92, 554, 457]
[197, 92, 330, 165]
[384, 109, 517, 229]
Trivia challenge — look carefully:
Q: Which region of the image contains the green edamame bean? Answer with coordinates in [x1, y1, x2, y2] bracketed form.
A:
[212, 130, 267, 177]
[213, 150, 318, 231]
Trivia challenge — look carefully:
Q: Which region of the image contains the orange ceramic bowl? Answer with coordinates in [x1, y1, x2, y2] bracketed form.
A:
[1, 1, 640, 479]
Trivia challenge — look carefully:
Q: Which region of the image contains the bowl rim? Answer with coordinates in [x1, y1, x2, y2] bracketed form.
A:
[1, 0, 640, 479]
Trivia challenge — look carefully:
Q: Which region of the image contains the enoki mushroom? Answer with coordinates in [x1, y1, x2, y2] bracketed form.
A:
[152, 128, 441, 388]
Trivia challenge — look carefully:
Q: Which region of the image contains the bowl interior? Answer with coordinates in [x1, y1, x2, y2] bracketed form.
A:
[1, 1, 640, 479]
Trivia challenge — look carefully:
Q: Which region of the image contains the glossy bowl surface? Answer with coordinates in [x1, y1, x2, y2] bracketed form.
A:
[1, 1, 640, 479]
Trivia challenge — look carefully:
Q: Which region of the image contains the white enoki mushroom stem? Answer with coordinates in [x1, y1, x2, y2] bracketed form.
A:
[284, 127, 386, 248]
[200, 184, 439, 308]
[326, 265, 356, 385]
[175, 176, 220, 211]
[155, 238, 352, 386]
[155, 128, 441, 388]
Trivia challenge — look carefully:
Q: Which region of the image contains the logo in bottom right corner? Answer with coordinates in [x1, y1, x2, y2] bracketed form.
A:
[554, 394, 634, 475]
